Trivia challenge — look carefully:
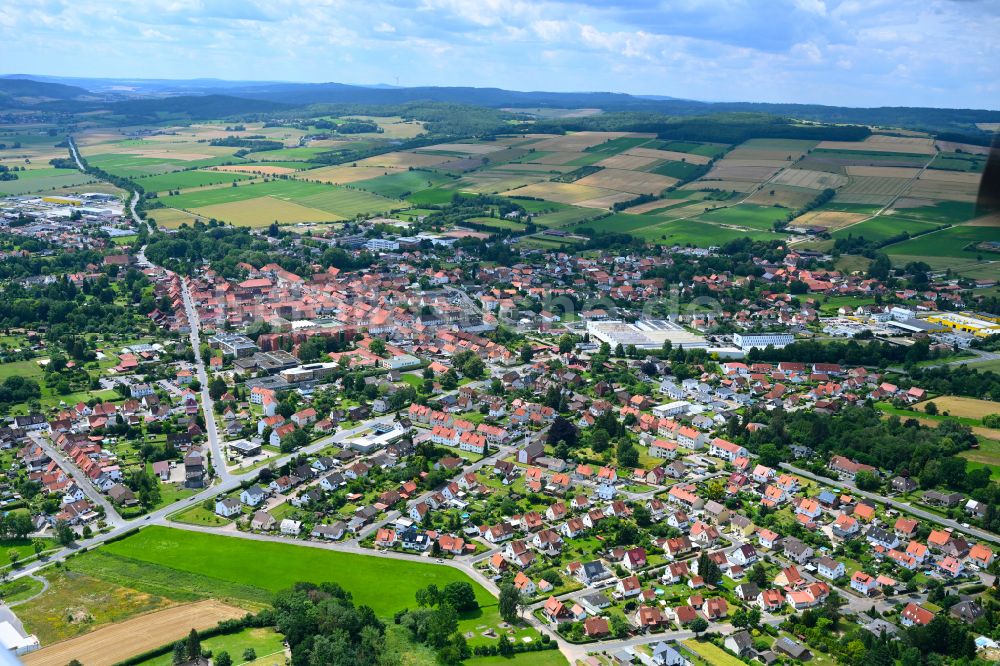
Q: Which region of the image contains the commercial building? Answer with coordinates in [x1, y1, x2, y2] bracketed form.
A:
[732, 333, 795, 351]
[587, 320, 706, 350]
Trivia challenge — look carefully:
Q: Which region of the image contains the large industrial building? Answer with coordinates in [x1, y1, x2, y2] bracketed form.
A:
[586, 320, 707, 349]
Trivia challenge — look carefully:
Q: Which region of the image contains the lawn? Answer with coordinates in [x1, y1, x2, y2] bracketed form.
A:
[682, 639, 745, 666]
[0, 575, 45, 605]
[135, 627, 285, 666]
[90, 526, 495, 618]
[170, 505, 231, 526]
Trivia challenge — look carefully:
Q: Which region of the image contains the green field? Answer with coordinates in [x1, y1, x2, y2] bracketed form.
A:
[891, 200, 977, 224]
[406, 187, 461, 206]
[0, 168, 94, 195]
[638, 218, 780, 245]
[165, 179, 400, 218]
[352, 169, 452, 198]
[885, 224, 999, 258]
[133, 170, 253, 193]
[584, 137, 650, 155]
[696, 204, 790, 230]
[810, 149, 930, 164]
[82, 527, 494, 617]
[135, 627, 285, 666]
[929, 152, 987, 173]
[649, 140, 728, 157]
[87, 153, 240, 178]
[651, 160, 704, 179]
[531, 205, 599, 228]
[831, 216, 941, 244]
[572, 212, 665, 234]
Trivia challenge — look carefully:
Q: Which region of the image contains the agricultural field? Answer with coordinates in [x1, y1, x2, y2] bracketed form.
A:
[164, 179, 401, 220]
[696, 203, 791, 230]
[889, 200, 977, 224]
[350, 170, 454, 198]
[574, 168, 677, 195]
[132, 169, 253, 193]
[745, 184, 819, 209]
[86, 153, 239, 178]
[914, 396, 1000, 421]
[23, 600, 246, 666]
[296, 164, 405, 184]
[0, 168, 96, 196]
[830, 216, 940, 243]
[186, 197, 341, 226]
[790, 209, 869, 230]
[884, 223, 999, 260]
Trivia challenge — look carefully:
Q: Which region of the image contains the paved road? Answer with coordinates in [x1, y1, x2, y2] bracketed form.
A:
[29, 432, 124, 527]
[177, 275, 230, 482]
[781, 462, 1000, 546]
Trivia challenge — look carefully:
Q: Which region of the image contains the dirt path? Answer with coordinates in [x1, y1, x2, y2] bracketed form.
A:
[23, 600, 246, 666]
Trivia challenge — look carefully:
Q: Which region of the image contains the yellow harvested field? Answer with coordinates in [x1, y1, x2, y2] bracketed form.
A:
[575, 168, 677, 195]
[191, 196, 342, 226]
[212, 164, 298, 175]
[771, 168, 848, 189]
[845, 166, 921, 178]
[625, 147, 711, 165]
[792, 210, 870, 229]
[23, 600, 247, 666]
[576, 192, 639, 209]
[503, 181, 614, 204]
[295, 165, 405, 184]
[151, 207, 203, 229]
[354, 151, 453, 168]
[816, 139, 935, 154]
[417, 142, 507, 155]
[918, 170, 982, 184]
[914, 396, 1000, 420]
[596, 154, 660, 170]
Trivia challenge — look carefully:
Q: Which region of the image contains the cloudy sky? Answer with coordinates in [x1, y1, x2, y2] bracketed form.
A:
[2, 0, 998, 108]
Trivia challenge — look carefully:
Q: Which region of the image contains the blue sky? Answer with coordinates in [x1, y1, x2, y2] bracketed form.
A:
[2, 0, 998, 108]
